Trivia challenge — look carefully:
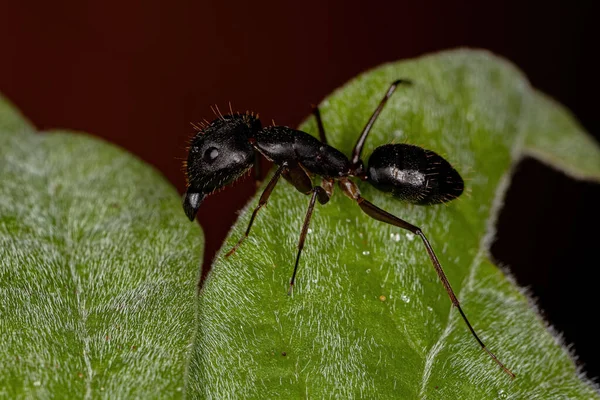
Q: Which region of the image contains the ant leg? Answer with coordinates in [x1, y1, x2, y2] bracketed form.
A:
[288, 185, 330, 294]
[281, 166, 332, 293]
[225, 164, 286, 257]
[337, 178, 515, 378]
[282, 164, 331, 205]
[253, 150, 263, 187]
[350, 80, 412, 169]
[311, 105, 328, 144]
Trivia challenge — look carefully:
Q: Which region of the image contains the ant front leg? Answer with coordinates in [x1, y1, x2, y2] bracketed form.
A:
[337, 177, 515, 378]
[225, 164, 286, 257]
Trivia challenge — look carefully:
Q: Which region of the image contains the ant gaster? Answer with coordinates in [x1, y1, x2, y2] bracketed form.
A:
[183, 80, 515, 378]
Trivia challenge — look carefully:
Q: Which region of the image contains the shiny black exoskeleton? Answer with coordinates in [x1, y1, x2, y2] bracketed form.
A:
[183, 81, 513, 378]
[367, 143, 464, 205]
[183, 115, 354, 220]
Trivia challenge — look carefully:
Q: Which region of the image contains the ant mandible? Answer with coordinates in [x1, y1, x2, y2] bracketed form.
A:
[183, 80, 515, 378]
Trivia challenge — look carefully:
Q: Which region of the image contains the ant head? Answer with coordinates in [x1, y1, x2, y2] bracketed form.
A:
[183, 113, 261, 221]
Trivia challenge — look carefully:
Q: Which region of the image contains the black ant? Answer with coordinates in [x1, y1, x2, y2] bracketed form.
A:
[183, 80, 515, 378]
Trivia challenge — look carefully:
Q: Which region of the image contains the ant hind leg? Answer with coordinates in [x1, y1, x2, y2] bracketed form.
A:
[337, 177, 514, 378]
[350, 80, 412, 169]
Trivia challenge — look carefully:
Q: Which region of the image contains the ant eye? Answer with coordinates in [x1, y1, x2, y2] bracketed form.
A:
[204, 147, 219, 162]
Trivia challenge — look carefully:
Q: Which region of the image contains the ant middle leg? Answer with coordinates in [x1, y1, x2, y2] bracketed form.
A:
[282, 165, 333, 293]
[288, 185, 330, 294]
[226, 164, 286, 257]
[337, 178, 515, 378]
[253, 149, 264, 187]
[311, 105, 328, 144]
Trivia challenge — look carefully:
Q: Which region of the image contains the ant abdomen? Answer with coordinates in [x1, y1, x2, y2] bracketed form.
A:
[366, 143, 464, 205]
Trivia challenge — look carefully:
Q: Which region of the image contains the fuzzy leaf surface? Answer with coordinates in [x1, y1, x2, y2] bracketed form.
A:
[0, 95, 203, 399]
[187, 50, 600, 399]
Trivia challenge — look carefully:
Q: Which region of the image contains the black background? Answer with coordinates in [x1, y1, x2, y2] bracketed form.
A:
[1, 0, 598, 381]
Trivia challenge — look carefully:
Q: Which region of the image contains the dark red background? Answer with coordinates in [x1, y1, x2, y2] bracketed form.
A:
[2, 0, 599, 381]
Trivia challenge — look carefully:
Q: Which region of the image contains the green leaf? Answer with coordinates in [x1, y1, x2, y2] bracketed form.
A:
[0, 94, 203, 398]
[0, 95, 35, 135]
[187, 50, 600, 398]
